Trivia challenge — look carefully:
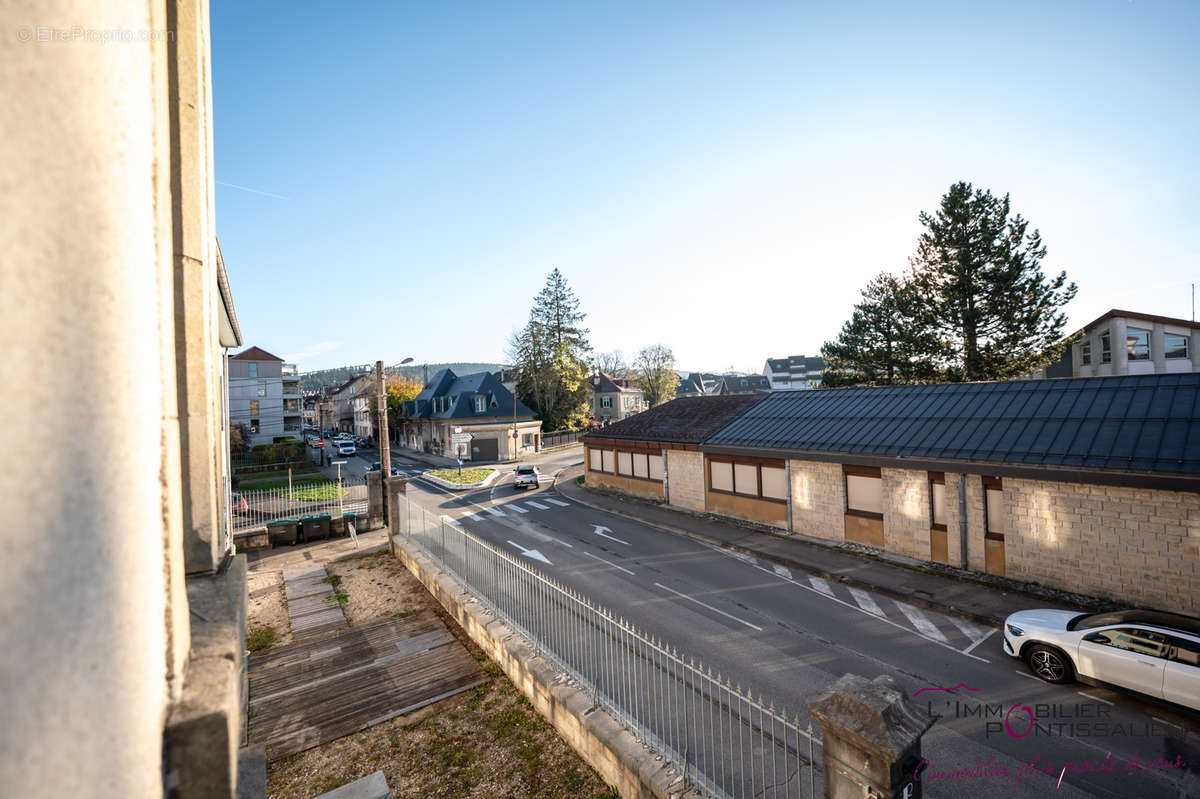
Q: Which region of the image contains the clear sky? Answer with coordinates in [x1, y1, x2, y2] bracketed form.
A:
[212, 0, 1199, 373]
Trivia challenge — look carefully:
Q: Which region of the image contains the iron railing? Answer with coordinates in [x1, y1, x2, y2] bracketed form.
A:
[396, 494, 821, 798]
[232, 476, 367, 534]
[540, 429, 583, 449]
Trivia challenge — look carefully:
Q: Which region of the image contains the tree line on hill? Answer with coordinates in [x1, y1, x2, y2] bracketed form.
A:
[820, 181, 1078, 387]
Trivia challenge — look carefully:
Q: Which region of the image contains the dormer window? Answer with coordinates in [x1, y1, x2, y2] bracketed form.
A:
[475, 395, 485, 413]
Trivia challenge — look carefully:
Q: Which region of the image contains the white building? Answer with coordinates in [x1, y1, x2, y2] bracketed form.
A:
[227, 347, 303, 447]
[1043, 309, 1200, 379]
[762, 355, 824, 390]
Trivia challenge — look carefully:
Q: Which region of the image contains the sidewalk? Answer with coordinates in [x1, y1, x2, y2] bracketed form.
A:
[556, 467, 1121, 627]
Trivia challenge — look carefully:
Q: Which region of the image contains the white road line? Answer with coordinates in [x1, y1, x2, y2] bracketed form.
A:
[525, 501, 549, 510]
[484, 507, 505, 517]
[544, 498, 570, 507]
[463, 512, 481, 521]
[894, 601, 949, 643]
[508, 504, 529, 514]
[809, 576, 835, 597]
[1152, 716, 1181, 729]
[439, 515, 462, 527]
[847, 587, 883, 616]
[1077, 691, 1114, 706]
[951, 616, 991, 643]
[961, 628, 997, 655]
[1014, 670, 1041, 681]
[773, 564, 792, 580]
[654, 583, 763, 632]
[582, 550, 635, 576]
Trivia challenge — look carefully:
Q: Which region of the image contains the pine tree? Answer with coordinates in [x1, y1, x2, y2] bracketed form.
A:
[820, 272, 944, 386]
[507, 269, 593, 431]
[910, 182, 1077, 380]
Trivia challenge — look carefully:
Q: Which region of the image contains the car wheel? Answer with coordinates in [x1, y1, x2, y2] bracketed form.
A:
[1026, 645, 1074, 684]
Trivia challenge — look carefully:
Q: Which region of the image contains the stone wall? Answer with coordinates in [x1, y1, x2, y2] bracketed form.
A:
[788, 459, 844, 541]
[587, 470, 664, 502]
[882, 469, 929, 560]
[666, 450, 705, 512]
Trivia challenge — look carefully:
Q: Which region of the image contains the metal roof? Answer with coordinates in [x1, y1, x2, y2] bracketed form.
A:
[582, 395, 765, 445]
[704, 374, 1200, 476]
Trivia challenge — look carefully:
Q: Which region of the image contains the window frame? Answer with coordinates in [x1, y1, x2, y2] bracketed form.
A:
[1100, 332, 1112, 364]
[600, 396, 613, 409]
[929, 472, 947, 531]
[708, 456, 787, 504]
[1080, 340, 1091, 366]
[248, 363, 258, 378]
[474, 395, 486, 413]
[249, 399, 259, 417]
[1126, 327, 1151, 361]
[983, 475, 1004, 542]
[1165, 332, 1189, 360]
[843, 464, 883, 520]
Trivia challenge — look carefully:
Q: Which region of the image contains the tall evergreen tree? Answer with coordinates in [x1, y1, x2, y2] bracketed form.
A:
[820, 272, 944, 387]
[910, 182, 1077, 380]
[507, 269, 593, 431]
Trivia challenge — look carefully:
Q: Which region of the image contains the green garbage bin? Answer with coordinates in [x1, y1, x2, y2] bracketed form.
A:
[267, 518, 299, 547]
[301, 514, 331, 542]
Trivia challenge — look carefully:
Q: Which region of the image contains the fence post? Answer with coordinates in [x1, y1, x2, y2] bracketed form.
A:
[806, 674, 934, 799]
[384, 476, 407, 548]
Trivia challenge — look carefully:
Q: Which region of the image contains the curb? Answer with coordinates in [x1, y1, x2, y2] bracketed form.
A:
[417, 469, 501, 491]
[555, 471, 1095, 629]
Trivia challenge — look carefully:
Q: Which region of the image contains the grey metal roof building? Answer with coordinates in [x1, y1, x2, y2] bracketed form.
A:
[704, 374, 1200, 490]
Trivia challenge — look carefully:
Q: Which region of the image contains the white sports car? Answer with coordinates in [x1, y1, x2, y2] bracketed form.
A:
[1003, 608, 1200, 711]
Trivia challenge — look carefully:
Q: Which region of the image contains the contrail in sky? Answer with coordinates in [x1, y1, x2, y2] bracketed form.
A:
[216, 180, 289, 200]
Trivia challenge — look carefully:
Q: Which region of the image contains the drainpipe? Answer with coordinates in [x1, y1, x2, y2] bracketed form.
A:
[786, 459, 793, 533]
[958, 474, 969, 569]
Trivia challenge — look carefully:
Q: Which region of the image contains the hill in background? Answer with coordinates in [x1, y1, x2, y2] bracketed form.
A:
[299, 362, 507, 393]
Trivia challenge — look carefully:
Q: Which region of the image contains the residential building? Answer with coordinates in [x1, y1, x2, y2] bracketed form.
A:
[584, 374, 1200, 616]
[2, 0, 251, 793]
[716, 374, 771, 395]
[302, 394, 319, 429]
[328, 373, 371, 434]
[493, 366, 520, 396]
[763, 355, 825, 390]
[589, 371, 647, 424]
[353, 378, 376, 441]
[674, 372, 723, 398]
[227, 347, 303, 447]
[402, 368, 541, 461]
[1040, 309, 1200, 379]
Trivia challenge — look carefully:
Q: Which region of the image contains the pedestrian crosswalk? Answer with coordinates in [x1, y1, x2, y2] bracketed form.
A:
[443, 497, 573, 524]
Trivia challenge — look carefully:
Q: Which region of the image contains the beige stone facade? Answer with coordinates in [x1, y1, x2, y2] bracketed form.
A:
[788, 460, 844, 542]
[666, 449, 705, 512]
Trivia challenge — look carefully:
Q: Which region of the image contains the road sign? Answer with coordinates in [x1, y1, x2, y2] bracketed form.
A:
[457, 458, 463, 466]
[450, 432, 472, 443]
[512, 431, 519, 439]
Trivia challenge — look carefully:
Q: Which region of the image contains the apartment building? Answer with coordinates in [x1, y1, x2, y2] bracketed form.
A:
[227, 347, 303, 447]
[763, 355, 825, 390]
[1043, 309, 1200, 378]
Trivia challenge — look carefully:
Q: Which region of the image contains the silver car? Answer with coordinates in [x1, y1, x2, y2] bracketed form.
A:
[513, 465, 540, 490]
[1003, 608, 1200, 710]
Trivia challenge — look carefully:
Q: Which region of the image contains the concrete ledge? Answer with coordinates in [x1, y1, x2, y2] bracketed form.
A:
[234, 527, 270, 551]
[391, 537, 698, 799]
[417, 468, 500, 491]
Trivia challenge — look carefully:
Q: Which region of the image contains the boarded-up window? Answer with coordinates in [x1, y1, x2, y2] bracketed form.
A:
[632, 453, 649, 478]
[846, 474, 883, 516]
[710, 460, 733, 492]
[648, 455, 664, 481]
[761, 466, 787, 500]
[985, 483, 1006, 536]
[588, 448, 603, 472]
[930, 479, 946, 528]
[734, 463, 758, 496]
[601, 450, 614, 473]
[617, 452, 633, 475]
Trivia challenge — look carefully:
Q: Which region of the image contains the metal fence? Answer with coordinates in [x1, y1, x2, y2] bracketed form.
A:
[396, 494, 821, 799]
[540, 429, 583, 449]
[232, 477, 367, 534]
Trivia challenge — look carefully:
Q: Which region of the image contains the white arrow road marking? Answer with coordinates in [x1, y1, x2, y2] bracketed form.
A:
[809, 576, 835, 597]
[847, 587, 883, 616]
[439, 515, 462, 527]
[591, 525, 630, 545]
[544, 498, 570, 507]
[894, 601, 949, 643]
[525, 501, 549, 510]
[654, 583, 763, 632]
[772, 564, 793, 580]
[484, 507, 505, 517]
[507, 540, 551, 565]
[582, 550, 635, 576]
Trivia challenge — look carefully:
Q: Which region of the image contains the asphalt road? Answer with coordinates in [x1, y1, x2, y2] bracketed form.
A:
[402, 465, 1200, 799]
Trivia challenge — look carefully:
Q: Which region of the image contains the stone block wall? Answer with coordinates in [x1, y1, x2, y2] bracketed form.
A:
[882, 468, 929, 560]
[941, 472, 963, 567]
[587, 470, 664, 502]
[665, 450, 705, 512]
[789, 459, 844, 541]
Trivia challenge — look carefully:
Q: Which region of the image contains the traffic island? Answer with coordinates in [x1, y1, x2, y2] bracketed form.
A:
[418, 468, 500, 491]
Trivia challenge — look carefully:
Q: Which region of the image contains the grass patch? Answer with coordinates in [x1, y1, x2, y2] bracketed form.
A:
[322, 574, 342, 590]
[238, 477, 339, 496]
[246, 626, 276, 652]
[325, 589, 349, 607]
[238, 467, 319, 482]
[427, 467, 496, 485]
[576, 475, 585, 486]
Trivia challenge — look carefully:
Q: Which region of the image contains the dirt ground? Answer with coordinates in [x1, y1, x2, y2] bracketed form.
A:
[264, 548, 620, 799]
[247, 569, 293, 648]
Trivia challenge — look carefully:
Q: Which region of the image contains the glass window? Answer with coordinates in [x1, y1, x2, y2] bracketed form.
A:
[710, 461, 733, 492]
[601, 450, 614, 473]
[522, 433, 532, 445]
[733, 463, 758, 496]
[588, 448, 603, 472]
[846, 474, 883, 515]
[1095, 628, 1170, 659]
[617, 452, 633, 475]
[1101, 332, 1111, 364]
[1165, 333, 1189, 360]
[248, 363, 258, 378]
[249, 421, 258, 434]
[249, 400, 259, 416]
[257, 385, 266, 397]
[1169, 638, 1200, 667]
[1080, 340, 1091, 366]
[986, 486, 1005, 534]
[601, 396, 612, 408]
[1127, 328, 1150, 361]
[648, 455, 664, 481]
[475, 396, 485, 412]
[930, 478, 946, 528]
[761, 466, 787, 500]
[633, 453, 649, 478]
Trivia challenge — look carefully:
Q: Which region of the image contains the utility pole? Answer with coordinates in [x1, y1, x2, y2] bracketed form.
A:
[376, 359, 390, 479]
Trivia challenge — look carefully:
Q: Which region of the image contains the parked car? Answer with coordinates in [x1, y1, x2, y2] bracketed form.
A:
[513, 465, 540, 490]
[229, 492, 248, 515]
[1003, 608, 1200, 710]
[337, 441, 357, 456]
[366, 461, 401, 476]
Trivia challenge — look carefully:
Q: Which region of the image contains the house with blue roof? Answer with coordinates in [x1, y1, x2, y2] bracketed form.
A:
[401, 369, 542, 461]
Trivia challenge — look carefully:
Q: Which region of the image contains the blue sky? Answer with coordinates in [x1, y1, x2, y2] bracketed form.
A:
[212, 1, 1200, 373]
